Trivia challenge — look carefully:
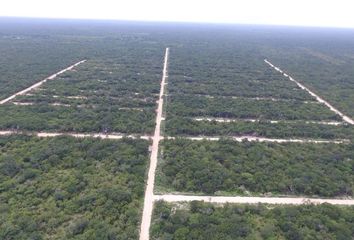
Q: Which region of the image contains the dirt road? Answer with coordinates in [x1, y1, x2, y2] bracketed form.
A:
[154, 194, 354, 205]
[0, 60, 86, 105]
[0, 130, 151, 140]
[139, 48, 169, 240]
[193, 117, 344, 126]
[165, 136, 349, 144]
[1, 130, 347, 144]
[264, 59, 354, 125]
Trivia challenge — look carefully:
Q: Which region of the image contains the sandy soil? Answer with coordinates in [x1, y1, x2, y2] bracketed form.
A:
[193, 117, 344, 126]
[0, 130, 347, 144]
[264, 59, 354, 125]
[0, 60, 86, 105]
[154, 195, 354, 205]
[139, 48, 169, 240]
[0, 130, 151, 140]
[164, 136, 349, 144]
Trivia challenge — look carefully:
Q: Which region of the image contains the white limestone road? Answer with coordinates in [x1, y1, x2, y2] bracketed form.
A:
[0, 130, 349, 144]
[0, 60, 87, 105]
[154, 195, 354, 206]
[193, 117, 345, 126]
[139, 48, 169, 240]
[264, 59, 354, 125]
[164, 136, 350, 144]
[0, 130, 151, 140]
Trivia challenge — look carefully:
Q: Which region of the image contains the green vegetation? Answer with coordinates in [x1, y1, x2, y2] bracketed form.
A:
[168, 44, 314, 100]
[0, 135, 149, 239]
[0, 105, 155, 134]
[262, 32, 354, 118]
[166, 117, 354, 139]
[152, 201, 354, 240]
[0, 19, 166, 134]
[168, 95, 340, 121]
[0, 35, 84, 99]
[158, 139, 354, 197]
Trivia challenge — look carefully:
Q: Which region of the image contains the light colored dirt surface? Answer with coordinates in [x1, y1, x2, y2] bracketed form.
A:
[12, 102, 71, 107]
[0, 60, 86, 105]
[154, 195, 354, 205]
[139, 48, 169, 240]
[193, 117, 345, 126]
[165, 136, 349, 144]
[265, 59, 354, 125]
[0, 130, 151, 140]
[0, 130, 347, 144]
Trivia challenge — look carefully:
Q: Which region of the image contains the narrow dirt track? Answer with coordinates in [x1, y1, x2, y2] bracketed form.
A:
[193, 117, 345, 126]
[154, 195, 354, 206]
[264, 59, 354, 125]
[0, 130, 151, 140]
[139, 48, 169, 240]
[165, 136, 349, 144]
[0, 60, 86, 105]
[0, 131, 347, 144]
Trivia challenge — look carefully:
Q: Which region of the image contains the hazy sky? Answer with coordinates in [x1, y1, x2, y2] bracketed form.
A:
[1, 0, 354, 28]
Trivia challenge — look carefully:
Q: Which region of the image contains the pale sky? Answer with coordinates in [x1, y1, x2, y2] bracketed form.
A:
[1, 0, 354, 28]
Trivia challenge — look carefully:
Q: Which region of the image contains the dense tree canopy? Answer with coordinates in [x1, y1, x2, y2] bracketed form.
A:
[158, 139, 354, 197]
[0, 136, 149, 239]
[152, 201, 354, 240]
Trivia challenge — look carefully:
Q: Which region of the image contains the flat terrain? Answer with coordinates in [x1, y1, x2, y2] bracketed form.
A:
[156, 139, 354, 197]
[151, 201, 354, 240]
[0, 18, 354, 239]
[0, 136, 149, 239]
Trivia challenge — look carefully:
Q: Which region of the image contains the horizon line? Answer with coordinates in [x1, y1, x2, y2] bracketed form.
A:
[1, 15, 354, 31]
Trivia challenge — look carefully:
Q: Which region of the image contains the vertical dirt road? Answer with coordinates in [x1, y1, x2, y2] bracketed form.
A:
[139, 48, 169, 240]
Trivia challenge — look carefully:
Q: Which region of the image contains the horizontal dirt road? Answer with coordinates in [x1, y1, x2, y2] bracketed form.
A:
[265, 59, 354, 125]
[154, 194, 354, 205]
[0, 131, 348, 144]
[165, 136, 349, 144]
[0, 60, 86, 105]
[0, 130, 151, 140]
[193, 117, 345, 126]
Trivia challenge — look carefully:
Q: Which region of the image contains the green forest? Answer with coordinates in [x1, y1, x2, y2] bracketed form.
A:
[165, 117, 354, 139]
[157, 139, 354, 197]
[151, 201, 354, 240]
[0, 105, 155, 134]
[1, 19, 354, 239]
[0, 136, 149, 239]
[167, 95, 340, 121]
[262, 35, 354, 118]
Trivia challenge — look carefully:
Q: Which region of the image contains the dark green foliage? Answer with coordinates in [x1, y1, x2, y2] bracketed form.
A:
[262, 34, 354, 118]
[0, 20, 166, 134]
[166, 117, 354, 139]
[0, 136, 149, 239]
[158, 139, 354, 197]
[151, 201, 354, 240]
[0, 105, 155, 134]
[168, 95, 340, 121]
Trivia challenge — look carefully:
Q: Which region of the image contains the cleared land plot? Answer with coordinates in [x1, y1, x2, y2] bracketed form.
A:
[151, 201, 354, 240]
[165, 117, 354, 139]
[168, 95, 341, 121]
[0, 135, 149, 239]
[156, 139, 354, 197]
